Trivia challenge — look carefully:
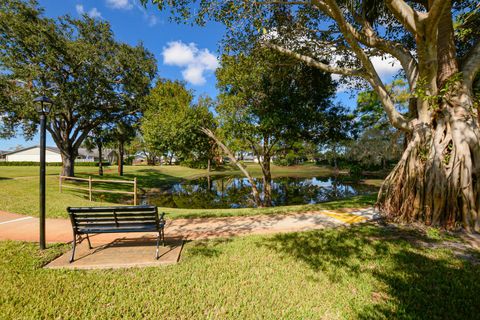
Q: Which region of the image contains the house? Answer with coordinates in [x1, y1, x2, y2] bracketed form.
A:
[3, 146, 62, 162]
[1, 146, 107, 163]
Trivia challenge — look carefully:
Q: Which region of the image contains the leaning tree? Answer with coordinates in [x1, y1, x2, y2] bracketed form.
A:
[143, 0, 480, 231]
[0, 1, 156, 176]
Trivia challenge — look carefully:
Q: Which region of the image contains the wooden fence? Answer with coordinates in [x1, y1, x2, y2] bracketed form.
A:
[59, 176, 138, 205]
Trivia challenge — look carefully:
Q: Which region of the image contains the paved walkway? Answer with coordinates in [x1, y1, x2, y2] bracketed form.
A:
[0, 207, 377, 244]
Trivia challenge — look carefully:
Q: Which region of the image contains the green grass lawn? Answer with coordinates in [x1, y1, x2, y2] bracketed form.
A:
[1, 223, 478, 319]
[0, 164, 376, 219]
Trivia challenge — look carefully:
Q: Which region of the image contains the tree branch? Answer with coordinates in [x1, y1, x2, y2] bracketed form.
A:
[384, 0, 425, 36]
[425, 0, 450, 39]
[323, 0, 412, 132]
[200, 127, 262, 206]
[347, 14, 419, 88]
[265, 43, 365, 77]
[462, 40, 480, 90]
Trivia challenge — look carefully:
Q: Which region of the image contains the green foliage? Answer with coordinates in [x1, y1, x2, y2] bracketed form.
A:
[216, 48, 343, 148]
[273, 152, 301, 166]
[344, 80, 407, 168]
[142, 80, 216, 167]
[414, 73, 465, 111]
[216, 47, 351, 169]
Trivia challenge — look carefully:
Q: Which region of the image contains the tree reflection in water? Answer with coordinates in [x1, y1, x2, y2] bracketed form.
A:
[143, 176, 377, 209]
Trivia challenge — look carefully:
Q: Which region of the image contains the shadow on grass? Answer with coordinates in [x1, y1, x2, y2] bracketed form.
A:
[186, 238, 233, 258]
[262, 223, 480, 320]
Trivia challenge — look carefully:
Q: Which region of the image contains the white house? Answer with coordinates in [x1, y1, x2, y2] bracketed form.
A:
[3, 146, 62, 162]
[2, 146, 106, 163]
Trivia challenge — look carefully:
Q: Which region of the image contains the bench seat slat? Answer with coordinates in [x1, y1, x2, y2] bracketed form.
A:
[75, 216, 156, 222]
[73, 212, 156, 218]
[76, 223, 160, 228]
[68, 206, 155, 213]
[76, 227, 160, 234]
[75, 222, 160, 228]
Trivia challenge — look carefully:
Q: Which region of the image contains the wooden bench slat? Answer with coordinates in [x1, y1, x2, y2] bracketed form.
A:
[73, 213, 157, 218]
[75, 217, 158, 223]
[75, 221, 161, 226]
[76, 222, 160, 228]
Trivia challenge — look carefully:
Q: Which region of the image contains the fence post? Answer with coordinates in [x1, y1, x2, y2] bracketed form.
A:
[59, 175, 63, 193]
[134, 177, 137, 205]
[89, 176, 92, 202]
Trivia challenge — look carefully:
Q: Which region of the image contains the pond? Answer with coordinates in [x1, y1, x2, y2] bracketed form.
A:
[141, 175, 377, 209]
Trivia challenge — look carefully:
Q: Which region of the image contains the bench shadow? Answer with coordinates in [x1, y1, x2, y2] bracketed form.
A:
[72, 235, 183, 263]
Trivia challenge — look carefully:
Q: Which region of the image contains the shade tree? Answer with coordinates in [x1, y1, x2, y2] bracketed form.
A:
[213, 47, 347, 207]
[141, 80, 216, 168]
[0, 0, 156, 176]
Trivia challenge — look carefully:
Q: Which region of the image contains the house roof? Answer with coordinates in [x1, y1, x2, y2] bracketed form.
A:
[78, 148, 98, 158]
[2, 145, 60, 156]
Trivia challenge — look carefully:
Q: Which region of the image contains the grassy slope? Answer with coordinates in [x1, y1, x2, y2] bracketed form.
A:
[1, 224, 478, 319]
[0, 164, 376, 219]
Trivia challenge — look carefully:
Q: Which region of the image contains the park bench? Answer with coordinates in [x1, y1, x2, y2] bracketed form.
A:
[67, 205, 165, 263]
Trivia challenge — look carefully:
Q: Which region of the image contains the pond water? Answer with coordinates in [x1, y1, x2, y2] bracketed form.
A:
[141, 175, 377, 209]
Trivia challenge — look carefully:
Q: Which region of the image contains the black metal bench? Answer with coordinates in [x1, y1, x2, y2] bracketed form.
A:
[67, 205, 165, 263]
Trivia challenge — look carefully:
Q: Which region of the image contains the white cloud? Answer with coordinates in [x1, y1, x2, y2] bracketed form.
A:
[75, 4, 85, 15]
[371, 55, 402, 79]
[182, 65, 206, 86]
[162, 41, 219, 86]
[87, 7, 102, 19]
[105, 0, 133, 10]
[75, 4, 102, 19]
[163, 42, 196, 66]
[146, 14, 159, 27]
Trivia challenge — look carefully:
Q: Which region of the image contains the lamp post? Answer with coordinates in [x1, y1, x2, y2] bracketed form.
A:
[34, 96, 53, 250]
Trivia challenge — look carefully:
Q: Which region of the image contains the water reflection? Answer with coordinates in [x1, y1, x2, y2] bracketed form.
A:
[142, 175, 377, 209]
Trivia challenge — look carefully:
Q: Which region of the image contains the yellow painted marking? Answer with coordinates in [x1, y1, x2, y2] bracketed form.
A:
[321, 212, 367, 224]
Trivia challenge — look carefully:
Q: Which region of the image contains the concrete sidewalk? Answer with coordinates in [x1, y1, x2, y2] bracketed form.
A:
[0, 208, 377, 244]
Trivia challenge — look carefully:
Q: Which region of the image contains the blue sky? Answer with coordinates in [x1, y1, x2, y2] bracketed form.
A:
[0, 0, 400, 150]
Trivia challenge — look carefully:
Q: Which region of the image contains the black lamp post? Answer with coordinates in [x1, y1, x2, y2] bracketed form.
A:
[34, 96, 53, 250]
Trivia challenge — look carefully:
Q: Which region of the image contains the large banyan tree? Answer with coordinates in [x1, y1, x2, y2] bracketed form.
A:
[144, 0, 480, 231]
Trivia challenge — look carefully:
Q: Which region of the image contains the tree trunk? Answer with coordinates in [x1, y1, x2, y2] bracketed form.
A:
[61, 153, 76, 177]
[98, 144, 103, 176]
[118, 142, 124, 176]
[332, 144, 339, 174]
[377, 5, 480, 232]
[207, 158, 211, 172]
[262, 154, 273, 207]
[200, 127, 263, 207]
[377, 86, 480, 232]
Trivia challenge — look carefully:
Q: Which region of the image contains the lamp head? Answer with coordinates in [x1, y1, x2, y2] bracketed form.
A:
[33, 96, 53, 115]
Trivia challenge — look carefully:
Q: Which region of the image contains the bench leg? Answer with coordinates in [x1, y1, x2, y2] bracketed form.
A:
[70, 234, 77, 263]
[162, 228, 165, 246]
[155, 232, 161, 260]
[85, 234, 92, 249]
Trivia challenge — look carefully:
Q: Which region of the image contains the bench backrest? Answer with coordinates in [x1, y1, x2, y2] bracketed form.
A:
[67, 206, 162, 232]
